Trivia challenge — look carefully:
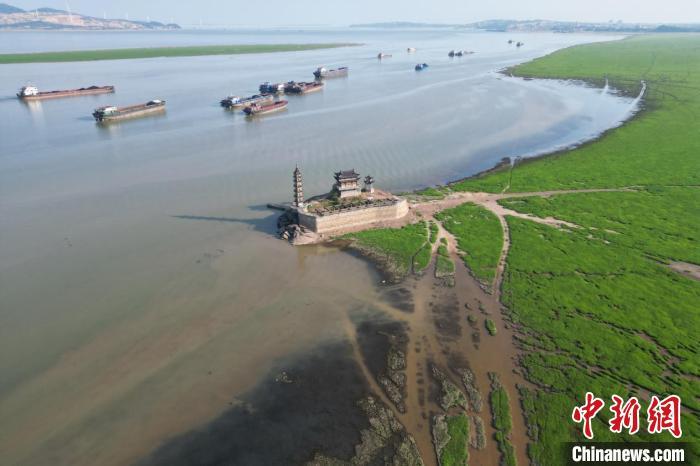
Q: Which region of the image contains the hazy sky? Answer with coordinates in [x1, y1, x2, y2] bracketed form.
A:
[10, 0, 700, 26]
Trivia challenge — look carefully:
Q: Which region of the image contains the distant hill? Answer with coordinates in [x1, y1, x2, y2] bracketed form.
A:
[0, 3, 180, 30]
[0, 3, 23, 13]
[350, 21, 460, 29]
[351, 19, 700, 33]
[466, 19, 700, 33]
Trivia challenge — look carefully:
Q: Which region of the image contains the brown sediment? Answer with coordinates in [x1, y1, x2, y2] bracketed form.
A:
[343, 222, 533, 466]
[138, 340, 375, 466]
[331, 188, 638, 465]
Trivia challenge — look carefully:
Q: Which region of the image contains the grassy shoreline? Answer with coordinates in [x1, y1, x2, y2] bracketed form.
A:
[469, 35, 700, 464]
[335, 35, 699, 464]
[0, 43, 358, 64]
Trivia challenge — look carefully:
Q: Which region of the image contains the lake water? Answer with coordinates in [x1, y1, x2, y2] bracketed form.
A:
[0, 28, 635, 466]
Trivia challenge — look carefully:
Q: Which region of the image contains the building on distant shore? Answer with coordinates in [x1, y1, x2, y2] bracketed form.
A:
[290, 166, 408, 235]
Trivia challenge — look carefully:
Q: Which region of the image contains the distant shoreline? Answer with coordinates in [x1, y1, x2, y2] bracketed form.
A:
[0, 43, 359, 64]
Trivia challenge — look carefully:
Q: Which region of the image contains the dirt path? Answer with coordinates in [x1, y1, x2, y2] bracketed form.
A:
[412, 187, 634, 292]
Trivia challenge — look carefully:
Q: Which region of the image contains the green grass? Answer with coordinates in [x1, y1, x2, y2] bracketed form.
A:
[452, 35, 700, 194]
[498, 187, 699, 266]
[504, 217, 699, 461]
[440, 414, 470, 466]
[445, 35, 700, 464]
[346, 221, 429, 277]
[435, 244, 456, 278]
[416, 186, 448, 199]
[414, 243, 432, 273]
[490, 376, 516, 466]
[0, 43, 356, 64]
[485, 318, 497, 336]
[429, 221, 440, 244]
[435, 203, 502, 283]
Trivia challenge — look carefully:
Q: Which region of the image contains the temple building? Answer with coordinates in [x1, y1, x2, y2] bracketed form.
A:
[333, 169, 362, 198]
[288, 166, 409, 236]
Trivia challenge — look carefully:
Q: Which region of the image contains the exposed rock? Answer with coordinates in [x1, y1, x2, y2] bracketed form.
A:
[431, 414, 450, 463]
[378, 375, 406, 413]
[274, 371, 293, 384]
[392, 435, 425, 466]
[457, 368, 483, 412]
[389, 371, 406, 388]
[308, 396, 424, 466]
[307, 454, 350, 466]
[470, 415, 487, 450]
[431, 365, 467, 411]
[387, 346, 406, 372]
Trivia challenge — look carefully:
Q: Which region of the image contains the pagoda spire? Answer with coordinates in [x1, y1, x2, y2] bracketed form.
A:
[293, 165, 304, 208]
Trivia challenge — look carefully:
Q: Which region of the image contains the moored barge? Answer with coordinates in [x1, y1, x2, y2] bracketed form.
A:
[313, 66, 349, 79]
[259, 82, 286, 95]
[92, 99, 166, 122]
[284, 81, 324, 94]
[243, 100, 288, 116]
[220, 94, 273, 109]
[17, 85, 115, 100]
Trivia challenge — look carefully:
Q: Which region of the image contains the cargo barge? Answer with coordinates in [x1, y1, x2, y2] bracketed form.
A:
[313, 66, 348, 79]
[259, 82, 286, 95]
[244, 100, 288, 116]
[220, 94, 273, 109]
[17, 85, 115, 100]
[284, 81, 324, 94]
[92, 99, 166, 122]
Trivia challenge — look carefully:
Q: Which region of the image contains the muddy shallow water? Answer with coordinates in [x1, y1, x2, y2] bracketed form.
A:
[0, 29, 635, 465]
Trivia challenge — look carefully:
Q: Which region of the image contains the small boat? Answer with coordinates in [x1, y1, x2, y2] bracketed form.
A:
[92, 99, 165, 122]
[220, 94, 273, 109]
[244, 100, 288, 116]
[377, 52, 392, 59]
[284, 81, 324, 94]
[313, 66, 349, 79]
[18, 84, 114, 100]
[259, 82, 285, 95]
[508, 39, 514, 44]
[516, 42, 524, 47]
[415, 63, 429, 71]
[407, 47, 417, 53]
[448, 50, 456, 57]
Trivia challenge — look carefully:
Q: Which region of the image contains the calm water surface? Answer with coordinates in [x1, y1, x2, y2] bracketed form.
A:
[0, 29, 634, 465]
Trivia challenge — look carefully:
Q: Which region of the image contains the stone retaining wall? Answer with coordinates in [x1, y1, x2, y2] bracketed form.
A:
[298, 199, 409, 234]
